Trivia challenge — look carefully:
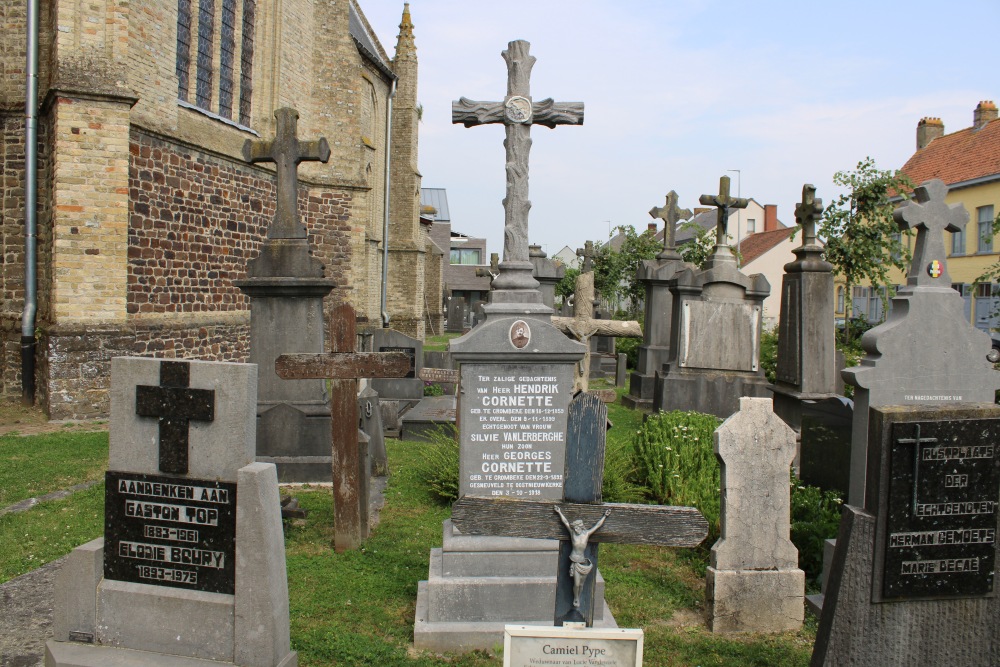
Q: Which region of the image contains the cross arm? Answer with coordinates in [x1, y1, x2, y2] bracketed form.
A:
[297, 139, 331, 164]
[532, 99, 584, 128]
[551, 317, 642, 339]
[452, 497, 708, 548]
[275, 352, 411, 380]
[452, 97, 506, 127]
[243, 139, 275, 164]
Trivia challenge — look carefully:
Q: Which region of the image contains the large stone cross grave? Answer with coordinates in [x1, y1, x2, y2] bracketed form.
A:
[649, 190, 691, 260]
[453, 39, 583, 308]
[453, 392, 708, 626]
[276, 304, 411, 551]
[895, 178, 967, 288]
[700, 175, 749, 255]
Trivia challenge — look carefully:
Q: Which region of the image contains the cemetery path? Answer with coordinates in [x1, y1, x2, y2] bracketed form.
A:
[0, 556, 60, 667]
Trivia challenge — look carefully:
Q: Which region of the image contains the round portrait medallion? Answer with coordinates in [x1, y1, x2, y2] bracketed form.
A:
[509, 319, 531, 349]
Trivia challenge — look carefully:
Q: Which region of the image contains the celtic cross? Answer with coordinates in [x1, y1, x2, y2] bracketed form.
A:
[893, 179, 968, 288]
[649, 190, 692, 259]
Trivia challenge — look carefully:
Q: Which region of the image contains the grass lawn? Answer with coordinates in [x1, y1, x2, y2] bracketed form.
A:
[424, 332, 462, 352]
[0, 393, 815, 665]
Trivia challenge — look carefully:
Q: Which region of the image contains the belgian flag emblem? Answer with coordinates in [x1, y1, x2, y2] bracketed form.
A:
[927, 260, 943, 278]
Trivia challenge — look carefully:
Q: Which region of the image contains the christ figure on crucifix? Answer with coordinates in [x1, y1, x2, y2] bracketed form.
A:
[554, 506, 611, 609]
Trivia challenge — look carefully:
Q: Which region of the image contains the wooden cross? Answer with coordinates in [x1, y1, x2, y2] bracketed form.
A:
[453, 392, 708, 626]
[475, 252, 500, 279]
[135, 360, 215, 475]
[243, 107, 331, 240]
[575, 240, 596, 274]
[551, 271, 641, 392]
[893, 178, 969, 288]
[454, 40, 583, 293]
[699, 175, 749, 247]
[275, 304, 411, 551]
[649, 190, 692, 259]
[794, 184, 824, 249]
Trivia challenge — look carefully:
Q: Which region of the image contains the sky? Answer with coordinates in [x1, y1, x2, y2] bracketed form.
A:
[359, 0, 999, 259]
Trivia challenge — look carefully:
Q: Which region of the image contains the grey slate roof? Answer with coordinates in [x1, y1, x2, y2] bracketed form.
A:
[420, 188, 451, 223]
[349, 2, 395, 80]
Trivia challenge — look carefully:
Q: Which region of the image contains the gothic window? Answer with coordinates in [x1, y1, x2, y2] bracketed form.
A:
[195, 0, 215, 109]
[176, 0, 192, 99]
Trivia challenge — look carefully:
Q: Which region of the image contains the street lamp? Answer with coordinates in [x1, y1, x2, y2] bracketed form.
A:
[727, 169, 741, 267]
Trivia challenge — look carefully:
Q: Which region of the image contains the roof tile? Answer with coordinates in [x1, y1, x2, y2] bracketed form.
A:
[901, 118, 1000, 186]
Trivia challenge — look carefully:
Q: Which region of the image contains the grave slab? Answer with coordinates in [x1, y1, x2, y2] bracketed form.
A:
[400, 395, 456, 442]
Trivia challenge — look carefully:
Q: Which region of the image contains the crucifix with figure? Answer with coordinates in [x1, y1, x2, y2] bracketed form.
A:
[275, 304, 411, 552]
[452, 392, 708, 626]
[650, 190, 692, 261]
[453, 40, 583, 303]
[700, 175, 749, 249]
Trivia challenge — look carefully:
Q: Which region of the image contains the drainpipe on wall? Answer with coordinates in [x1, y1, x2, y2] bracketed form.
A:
[21, 0, 39, 405]
[380, 77, 396, 328]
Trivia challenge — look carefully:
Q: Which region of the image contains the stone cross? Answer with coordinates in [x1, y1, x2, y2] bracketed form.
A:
[453, 392, 707, 626]
[551, 272, 641, 392]
[649, 190, 692, 259]
[135, 360, 215, 475]
[275, 304, 411, 552]
[794, 184, 824, 249]
[576, 240, 596, 273]
[243, 107, 331, 239]
[699, 176, 749, 246]
[893, 178, 969, 288]
[453, 40, 584, 294]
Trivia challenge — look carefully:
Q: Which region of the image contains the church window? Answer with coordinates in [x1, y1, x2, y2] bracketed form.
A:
[217, 0, 237, 118]
[195, 0, 215, 110]
[176, 0, 192, 99]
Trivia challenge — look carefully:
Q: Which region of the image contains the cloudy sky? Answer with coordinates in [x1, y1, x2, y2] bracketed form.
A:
[360, 0, 998, 258]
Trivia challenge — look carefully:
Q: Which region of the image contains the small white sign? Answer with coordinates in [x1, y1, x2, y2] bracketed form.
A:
[503, 625, 643, 667]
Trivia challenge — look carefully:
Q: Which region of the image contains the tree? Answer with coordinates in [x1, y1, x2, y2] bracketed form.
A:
[818, 157, 914, 344]
[555, 267, 580, 307]
[592, 225, 662, 318]
[677, 219, 717, 269]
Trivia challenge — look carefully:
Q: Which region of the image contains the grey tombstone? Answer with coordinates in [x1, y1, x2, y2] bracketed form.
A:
[447, 296, 467, 333]
[842, 180, 1000, 508]
[358, 385, 388, 475]
[654, 176, 770, 419]
[771, 185, 839, 432]
[371, 328, 424, 428]
[414, 39, 593, 652]
[400, 395, 456, 442]
[234, 108, 335, 483]
[623, 191, 693, 411]
[706, 397, 804, 633]
[45, 358, 296, 667]
[799, 396, 854, 497]
[530, 244, 565, 310]
[811, 404, 1000, 666]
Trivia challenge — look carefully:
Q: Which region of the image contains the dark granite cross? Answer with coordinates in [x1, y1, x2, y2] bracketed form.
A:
[893, 178, 969, 288]
[795, 184, 824, 249]
[576, 240, 596, 274]
[895, 424, 939, 513]
[699, 175, 749, 246]
[453, 40, 583, 294]
[275, 303, 411, 552]
[649, 190, 692, 259]
[135, 361, 215, 475]
[452, 392, 707, 626]
[243, 107, 331, 240]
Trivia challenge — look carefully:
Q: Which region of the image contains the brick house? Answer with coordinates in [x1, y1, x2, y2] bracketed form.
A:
[0, 0, 437, 418]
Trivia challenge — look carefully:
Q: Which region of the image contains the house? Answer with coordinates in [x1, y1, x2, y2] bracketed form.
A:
[0, 1, 433, 418]
[552, 245, 580, 270]
[422, 188, 492, 327]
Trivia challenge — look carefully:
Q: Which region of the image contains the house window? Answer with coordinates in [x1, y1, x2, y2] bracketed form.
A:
[746, 218, 756, 234]
[951, 227, 965, 255]
[177, 0, 256, 125]
[978, 205, 995, 253]
[450, 249, 482, 265]
[836, 286, 845, 314]
[890, 231, 902, 262]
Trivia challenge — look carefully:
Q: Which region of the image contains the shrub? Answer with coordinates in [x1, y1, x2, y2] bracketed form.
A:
[412, 425, 460, 504]
[759, 327, 778, 383]
[601, 436, 649, 503]
[423, 382, 444, 397]
[615, 336, 640, 370]
[629, 411, 722, 543]
[790, 475, 843, 587]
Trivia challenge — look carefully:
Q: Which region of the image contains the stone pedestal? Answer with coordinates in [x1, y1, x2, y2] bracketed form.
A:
[235, 238, 335, 483]
[623, 255, 687, 410]
[529, 244, 564, 310]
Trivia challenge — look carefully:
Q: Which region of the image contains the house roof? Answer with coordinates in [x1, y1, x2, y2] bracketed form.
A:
[901, 117, 1000, 188]
[738, 226, 794, 266]
[420, 188, 451, 222]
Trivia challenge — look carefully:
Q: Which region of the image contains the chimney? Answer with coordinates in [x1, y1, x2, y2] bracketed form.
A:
[647, 223, 657, 233]
[974, 100, 998, 130]
[917, 117, 944, 150]
[764, 205, 778, 232]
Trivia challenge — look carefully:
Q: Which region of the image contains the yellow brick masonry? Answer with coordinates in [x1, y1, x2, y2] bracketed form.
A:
[51, 97, 130, 323]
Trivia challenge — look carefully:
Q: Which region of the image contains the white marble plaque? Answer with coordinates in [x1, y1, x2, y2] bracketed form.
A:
[503, 626, 643, 667]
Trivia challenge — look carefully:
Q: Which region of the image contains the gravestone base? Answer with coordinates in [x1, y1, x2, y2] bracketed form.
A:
[400, 395, 456, 442]
[256, 402, 332, 482]
[655, 370, 771, 419]
[812, 506, 1000, 666]
[771, 387, 837, 434]
[46, 462, 296, 667]
[621, 370, 656, 411]
[413, 521, 616, 653]
[706, 567, 805, 633]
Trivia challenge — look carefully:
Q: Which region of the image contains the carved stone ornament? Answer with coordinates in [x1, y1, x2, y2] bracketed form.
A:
[510, 319, 531, 349]
[504, 96, 532, 124]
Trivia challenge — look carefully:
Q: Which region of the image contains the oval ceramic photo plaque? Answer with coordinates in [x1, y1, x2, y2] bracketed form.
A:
[509, 320, 531, 349]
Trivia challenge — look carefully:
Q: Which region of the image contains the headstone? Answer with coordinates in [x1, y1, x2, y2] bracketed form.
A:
[771, 184, 838, 432]
[706, 397, 804, 633]
[811, 404, 1000, 666]
[358, 386, 388, 476]
[623, 191, 693, 411]
[275, 306, 411, 551]
[234, 107, 336, 483]
[371, 328, 424, 400]
[447, 296, 467, 333]
[654, 176, 771, 419]
[45, 358, 297, 667]
[799, 396, 854, 496]
[530, 244, 565, 309]
[400, 395, 456, 442]
[615, 353, 627, 388]
[842, 179, 1000, 507]
[471, 300, 487, 327]
[415, 38, 589, 653]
